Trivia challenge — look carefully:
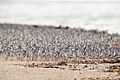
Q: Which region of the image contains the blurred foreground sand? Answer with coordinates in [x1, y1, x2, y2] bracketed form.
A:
[0, 58, 120, 80]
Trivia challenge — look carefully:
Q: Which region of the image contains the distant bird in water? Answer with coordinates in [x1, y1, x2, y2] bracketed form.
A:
[56, 25, 62, 29]
[65, 26, 69, 29]
[33, 25, 39, 28]
[56, 25, 69, 29]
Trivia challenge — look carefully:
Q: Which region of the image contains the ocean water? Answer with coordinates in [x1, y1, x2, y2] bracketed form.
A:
[0, 1, 120, 34]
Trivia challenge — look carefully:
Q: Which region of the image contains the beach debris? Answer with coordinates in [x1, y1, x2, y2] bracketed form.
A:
[17, 62, 67, 70]
[104, 65, 120, 72]
[42, 63, 54, 68]
[57, 61, 67, 66]
[79, 60, 95, 64]
[104, 69, 115, 72]
[74, 78, 77, 80]
[83, 65, 88, 68]
[98, 59, 120, 64]
[59, 67, 65, 70]
[27, 63, 39, 68]
[71, 68, 81, 71]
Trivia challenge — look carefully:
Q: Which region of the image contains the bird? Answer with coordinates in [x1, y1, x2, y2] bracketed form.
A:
[33, 25, 39, 28]
[56, 25, 62, 29]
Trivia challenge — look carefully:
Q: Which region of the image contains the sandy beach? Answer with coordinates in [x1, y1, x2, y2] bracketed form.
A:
[0, 23, 120, 80]
[0, 58, 120, 80]
[0, 0, 120, 79]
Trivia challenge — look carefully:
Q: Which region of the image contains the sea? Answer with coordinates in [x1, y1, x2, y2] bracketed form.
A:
[0, 1, 120, 34]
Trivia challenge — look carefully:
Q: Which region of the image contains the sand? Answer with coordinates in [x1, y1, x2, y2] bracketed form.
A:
[0, 58, 120, 80]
